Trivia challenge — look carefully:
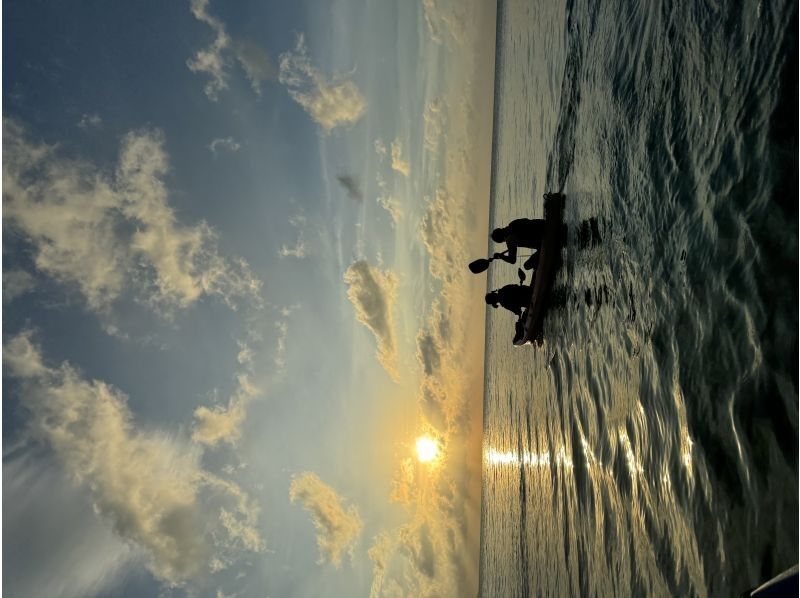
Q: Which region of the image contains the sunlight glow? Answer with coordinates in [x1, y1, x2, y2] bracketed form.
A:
[486, 447, 573, 469]
[416, 436, 440, 463]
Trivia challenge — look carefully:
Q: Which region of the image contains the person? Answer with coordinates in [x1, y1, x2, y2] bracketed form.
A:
[485, 283, 534, 316]
[491, 218, 546, 265]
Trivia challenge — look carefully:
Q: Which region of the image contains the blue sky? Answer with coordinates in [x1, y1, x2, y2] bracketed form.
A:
[3, 0, 496, 596]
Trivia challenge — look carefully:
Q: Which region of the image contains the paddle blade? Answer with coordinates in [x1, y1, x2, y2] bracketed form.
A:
[469, 258, 490, 273]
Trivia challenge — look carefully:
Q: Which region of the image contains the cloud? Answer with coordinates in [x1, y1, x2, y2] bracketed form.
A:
[368, 532, 395, 598]
[278, 214, 307, 259]
[4, 269, 35, 302]
[422, 0, 466, 45]
[3, 120, 261, 315]
[235, 39, 276, 94]
[279, 34, 367, 132]
[377, 195, 403, 226]
[4, 332, 265, 586]
[390, 139, 411, 177]
[186, 0, 231, 101]
[343, 260, 399, 381]
[423, 99, 445, 152]
[187, 0, 275, 99]
[3, 453, 135, 598]
[77, 113, 102, 129]
[273, 320, 289, 372]
[336, 174, 363, 201]
[209, 137, 241, 155]
[192, 373, 260, 447]
[289, 473, 363, 568]
[419, 188, 465, 287]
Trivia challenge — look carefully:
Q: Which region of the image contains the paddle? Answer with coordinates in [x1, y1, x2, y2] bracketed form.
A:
[468, 253, 532, 274]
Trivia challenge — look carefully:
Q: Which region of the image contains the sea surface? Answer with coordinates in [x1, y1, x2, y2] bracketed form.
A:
[479, 0, 798, 596]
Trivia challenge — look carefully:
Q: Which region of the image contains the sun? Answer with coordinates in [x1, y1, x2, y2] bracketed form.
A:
[415, 435, 440, 463]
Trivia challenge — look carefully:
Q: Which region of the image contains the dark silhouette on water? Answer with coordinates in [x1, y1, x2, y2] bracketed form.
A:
[468, 251, 538, 274]
[490, 217, 545, 265]
[485, 283, 534, 317]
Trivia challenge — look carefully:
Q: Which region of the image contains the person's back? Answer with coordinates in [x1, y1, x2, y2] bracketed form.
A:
[495, 283, 533, 315]
[506, 218, 546, 248]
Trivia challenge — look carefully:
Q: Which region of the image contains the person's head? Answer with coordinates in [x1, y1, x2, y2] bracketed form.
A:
[485, 292, 499, 307]
[491, 227, 508, 243]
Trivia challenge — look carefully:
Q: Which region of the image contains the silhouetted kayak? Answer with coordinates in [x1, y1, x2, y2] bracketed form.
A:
[740, 565, 799, 597]
[513, 193, 565, 345]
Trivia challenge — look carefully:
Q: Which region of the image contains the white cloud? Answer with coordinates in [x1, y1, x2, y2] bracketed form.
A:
[187, 0, 275, 99]
[423, 98, 445, 152]
[4, 269, 35, 302]
[278, 214, 307, 259]
[374, 139, 387, 157]
[279, 34, 367, 133]
[192, 373, 260, 447]
[289, 472, 363, 568]
[390, 139, 410, 177]
[273, 320, 289, 372]
[186, 0, 231, 101]
[4, 332, 265, 586]
[77, 113, 102, 129]
[343, 260, 399, 382]
[209, 137, 241, 155]
[3, 120, 261, 315]
[377, 195, 403, 226]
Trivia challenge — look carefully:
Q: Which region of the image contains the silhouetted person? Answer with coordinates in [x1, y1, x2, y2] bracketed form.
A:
[485, 284, 534, 316]
[491, 218, 546, 265]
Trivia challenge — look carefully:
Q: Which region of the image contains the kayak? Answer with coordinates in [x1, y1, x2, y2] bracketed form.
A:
[740, 564, 798, 597]
[512, 193, 565, 345]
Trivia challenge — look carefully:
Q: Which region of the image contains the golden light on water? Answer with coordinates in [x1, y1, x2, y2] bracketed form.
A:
[486, 447, 574, 468]
[416, 435, 440, 463]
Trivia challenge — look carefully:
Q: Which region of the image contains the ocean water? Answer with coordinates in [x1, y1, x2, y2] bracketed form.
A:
[479, 1, 798, 596]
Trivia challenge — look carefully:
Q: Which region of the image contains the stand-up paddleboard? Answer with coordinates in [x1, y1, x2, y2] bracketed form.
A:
[513, 193, 565, 346]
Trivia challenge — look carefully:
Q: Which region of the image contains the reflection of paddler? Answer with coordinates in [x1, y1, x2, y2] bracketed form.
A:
[485, 284, 534, 316]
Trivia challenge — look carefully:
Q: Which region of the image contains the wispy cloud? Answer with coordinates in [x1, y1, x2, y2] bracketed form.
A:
[77, 113, 102, 129]
[192, 373, 260, 447]
[336, 174, 363, 201]
[4, 269, 35, 302]
[279, 34, 367, 133]
[278, 214, 307, 259]
[186, 0, 231, 101]
[289, 473, 363, 568]
[368, 532, 395, 598]
[208, 136, 241, 155]
[235, 39, 276, 95]
[423, 98, 445, 152]
[4, 332, 265, 586]
[374, 139, 387, 157]
[343, 260, 399, 381]
[377, 195, 403, 226]
[187, 0, 275, 100]
[422, 0, 466, 45]
[3, 120, 261, 315]
[390, 139, 410, 177]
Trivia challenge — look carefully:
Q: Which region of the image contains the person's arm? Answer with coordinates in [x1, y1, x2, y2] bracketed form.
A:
[493, 243, 517, 264]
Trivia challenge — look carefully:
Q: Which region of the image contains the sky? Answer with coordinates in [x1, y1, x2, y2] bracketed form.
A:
[3, 0, 496, 596]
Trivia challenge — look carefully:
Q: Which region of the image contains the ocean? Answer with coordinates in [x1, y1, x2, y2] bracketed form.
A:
[479, 0, 798, 596]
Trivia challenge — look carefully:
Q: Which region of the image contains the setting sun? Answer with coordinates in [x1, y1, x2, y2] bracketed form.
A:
[415, 435, 440, 463]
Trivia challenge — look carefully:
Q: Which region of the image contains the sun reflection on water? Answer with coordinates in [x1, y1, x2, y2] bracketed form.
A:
[486, 447, 574, 468]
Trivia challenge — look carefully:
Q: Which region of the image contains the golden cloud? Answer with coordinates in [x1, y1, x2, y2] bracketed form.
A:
[289, 472, 363, 568]
[3, 332, 265, 586]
